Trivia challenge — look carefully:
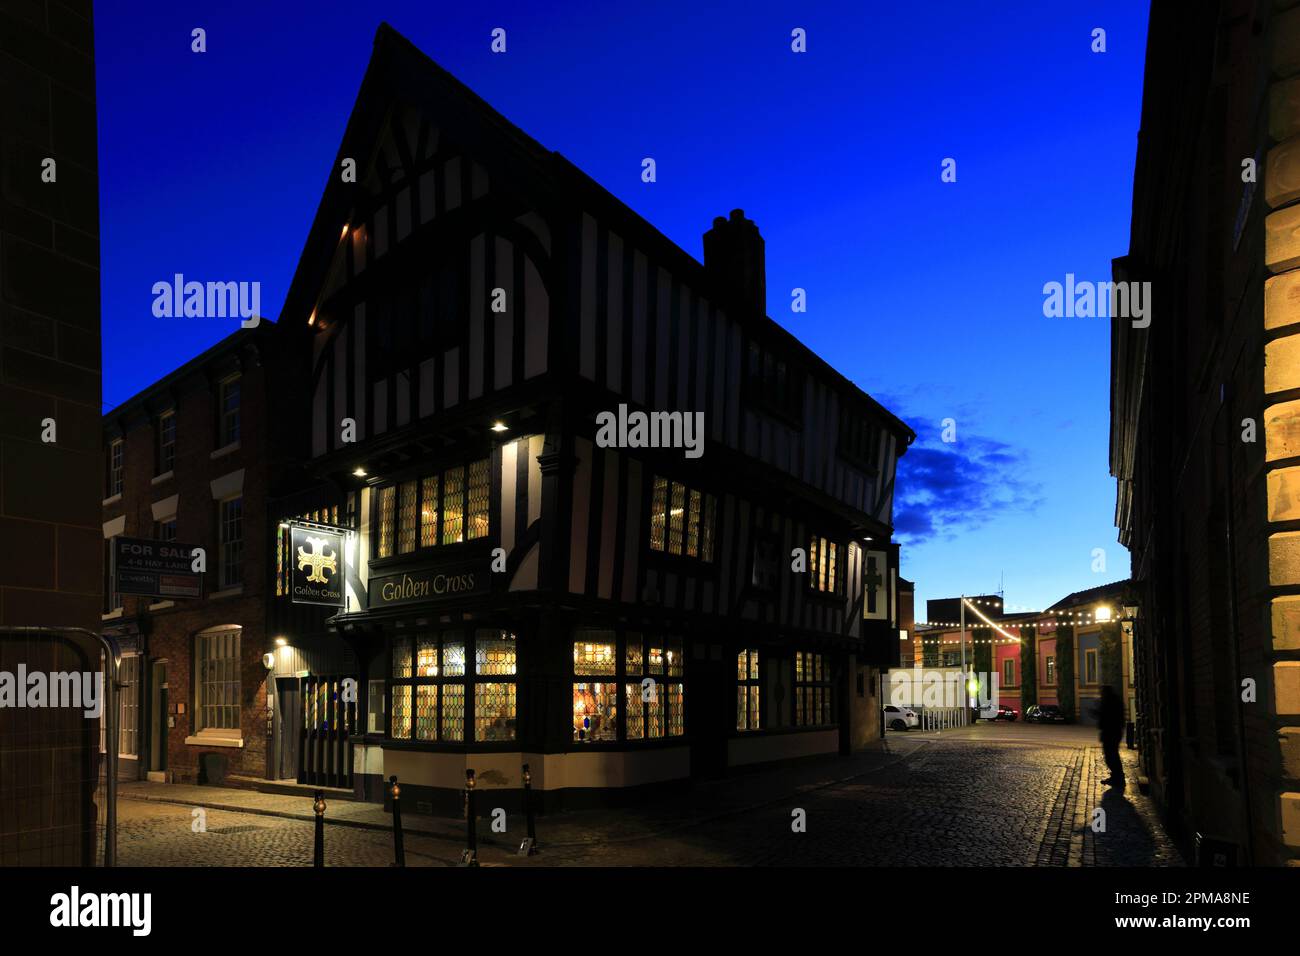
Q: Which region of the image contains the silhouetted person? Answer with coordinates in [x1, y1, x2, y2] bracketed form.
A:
[1098, 685, 1125, 789]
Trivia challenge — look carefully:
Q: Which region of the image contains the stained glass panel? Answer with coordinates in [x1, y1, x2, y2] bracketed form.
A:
[420, 475, 438, 548]
[668, 482, 686, 555]
[737, 650, 747, 681]
[467, 458, 490, 540]
[391, 685, 411, 738]
[416, 635, 437, 676]
[398, 480, 418, 554]
[685, 489, 701, 557]
[573, 681, 617, 742]
[736, 685, 747, 730]
[574, 639, 616, 676]
[649, 477, 667, 551]
[442, 466, 464, 544]
[378, 485, 396, 557]
[442, 683, 465, 741]
[625, 637, 643, 674]
[393, 640, 412, 679]
[475, 631, 516, 675]
[649, 645, 663, 675]
[415, 684, 437, 740]
[475, 682, 516, 741]
[442, 638, 466, 677]
[666, 638, 683, 677]
[625, 683, 644, 739]
[666, 682, 684, 736]
[749, 650, 759, 681]
[749, 685, 760, 731]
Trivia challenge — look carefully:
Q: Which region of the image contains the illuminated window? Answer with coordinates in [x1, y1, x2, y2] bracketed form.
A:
[377, 486, 396, 558]
[737, 649, 761, 731]
[389, 630, 512, 742]
[809, 536, 841, 594]
[474, 630, 516, 741]
[625, 634, 684, 739]
[648, 477, 716, 561]
[573, 632, 617, 742]
[442, 466, 465, 544]
[467, 458, 490, 540]
[397, 480, 418, 554]
[373, 457, 490, 557]
[794, 651, 833, 727]
[1045, 655, 1056, 686]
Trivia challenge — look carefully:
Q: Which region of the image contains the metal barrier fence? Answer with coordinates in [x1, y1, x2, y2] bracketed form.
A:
[918, 707, 972, 731]
[0, 627, 120, 867]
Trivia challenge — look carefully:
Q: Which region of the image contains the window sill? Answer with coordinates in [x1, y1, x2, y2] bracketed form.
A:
[184, 734, 244, 749]
[209, 586, 244, 600]
[101, 608, 124, 621]
[210, 441, 240, 460]
[102, 493, 122, 507]
[148, 600, 175, 611]
[151, 470, 174, 485]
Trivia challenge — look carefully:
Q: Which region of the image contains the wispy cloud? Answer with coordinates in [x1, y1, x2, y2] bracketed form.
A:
[888, 411, 1044, 545]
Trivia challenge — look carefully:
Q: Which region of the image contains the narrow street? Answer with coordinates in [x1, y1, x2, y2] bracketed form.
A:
[115, 723, 1182, 867]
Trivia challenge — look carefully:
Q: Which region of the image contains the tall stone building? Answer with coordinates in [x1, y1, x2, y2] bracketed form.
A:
[0, 0, 103, 864]
[1111, 0, 1300, 865]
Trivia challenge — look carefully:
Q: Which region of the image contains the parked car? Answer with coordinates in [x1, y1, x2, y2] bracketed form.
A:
[883, 704, 920, 731]
[977, 704, 1018, 721]
[1024, 704, 1067, 723]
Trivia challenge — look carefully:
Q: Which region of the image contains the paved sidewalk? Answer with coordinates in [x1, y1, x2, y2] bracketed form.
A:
[118, 737, 921, 851]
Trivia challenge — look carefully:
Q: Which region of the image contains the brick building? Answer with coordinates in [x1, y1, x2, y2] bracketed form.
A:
[101, 324, 289, 786]
[1110, 0, 1300, 865]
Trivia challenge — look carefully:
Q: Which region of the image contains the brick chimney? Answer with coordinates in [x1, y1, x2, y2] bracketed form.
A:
[703, 209, 766, 315]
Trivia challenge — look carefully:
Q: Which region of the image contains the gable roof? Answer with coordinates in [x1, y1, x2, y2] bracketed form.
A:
[280, 22, 914, 445]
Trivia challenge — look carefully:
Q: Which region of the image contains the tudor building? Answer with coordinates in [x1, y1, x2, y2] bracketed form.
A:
[269, 24, 913, 810]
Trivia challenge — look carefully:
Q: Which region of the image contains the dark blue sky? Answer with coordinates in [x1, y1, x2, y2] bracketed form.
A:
[95, 0, 1148, 615]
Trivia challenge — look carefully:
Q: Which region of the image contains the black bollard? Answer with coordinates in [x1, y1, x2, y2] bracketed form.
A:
[460, 769, 478, 866]
[390, 775, 405, 867]
[518, 763, 537, 856]
[313, 791, 326, 867]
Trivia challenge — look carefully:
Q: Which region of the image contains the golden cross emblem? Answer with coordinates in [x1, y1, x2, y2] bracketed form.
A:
[297, 536, 339, 584]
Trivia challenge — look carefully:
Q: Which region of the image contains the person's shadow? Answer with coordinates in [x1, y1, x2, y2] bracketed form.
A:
[1096, 786, 1166, 865]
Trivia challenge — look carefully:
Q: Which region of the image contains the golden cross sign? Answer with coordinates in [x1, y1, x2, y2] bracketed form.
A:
[297, 536, 339, 584]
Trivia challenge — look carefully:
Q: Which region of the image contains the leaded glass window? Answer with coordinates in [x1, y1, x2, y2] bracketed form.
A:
[737, 648, 760, 731]
[573, 632, 617, 742]
[648, 476, 716, 562]
[809, 535, 841, 594]
[467, 458, 490, 540]
[420, 476, 438, 547]
[794, 651, 834, 727]
[374, 457, 489, 557]
[624, 634, 684, 740]
[377, 485, 396, 558]
[397, 480, 418, 554]
[442, 466, 465, 544]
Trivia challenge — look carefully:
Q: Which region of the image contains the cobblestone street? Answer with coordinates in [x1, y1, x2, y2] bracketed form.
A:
[115, 724, 1182, 867]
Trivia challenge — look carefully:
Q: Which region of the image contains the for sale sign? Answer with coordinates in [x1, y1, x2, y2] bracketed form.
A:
[113, 536, 203, 599]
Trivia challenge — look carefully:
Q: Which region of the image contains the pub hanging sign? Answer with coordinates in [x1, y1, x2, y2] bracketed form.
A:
[290, 525, 345, 607]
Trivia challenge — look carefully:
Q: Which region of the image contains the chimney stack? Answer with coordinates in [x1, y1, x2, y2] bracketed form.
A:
[703, 209, 766, 315]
